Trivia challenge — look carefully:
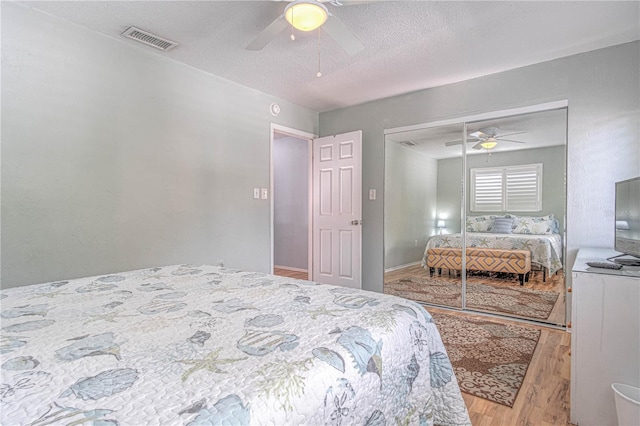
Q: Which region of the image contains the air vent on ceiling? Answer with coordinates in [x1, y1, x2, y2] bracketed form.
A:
[121, 27, 178, 51]
[399, 141, 417, 146]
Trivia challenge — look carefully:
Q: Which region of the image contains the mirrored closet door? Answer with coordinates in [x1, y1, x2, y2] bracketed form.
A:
[383, 106, 568, 326]
[383, 123, 466, 310]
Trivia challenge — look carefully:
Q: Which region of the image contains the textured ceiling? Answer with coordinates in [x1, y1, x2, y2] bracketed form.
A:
[23, 1, 640, 112]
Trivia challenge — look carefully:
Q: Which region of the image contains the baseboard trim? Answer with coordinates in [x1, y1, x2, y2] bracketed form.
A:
[274, 265, 309, 273]
[385, 261, 422, 273]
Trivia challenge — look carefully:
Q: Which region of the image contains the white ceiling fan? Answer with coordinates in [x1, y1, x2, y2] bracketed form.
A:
[444, 126, 527, 150]
[246, 0, 367, 56]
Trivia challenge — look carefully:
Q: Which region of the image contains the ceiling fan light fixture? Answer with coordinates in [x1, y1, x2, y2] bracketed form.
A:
[480, 138, 498, 149]
[285, 1, 328, 32]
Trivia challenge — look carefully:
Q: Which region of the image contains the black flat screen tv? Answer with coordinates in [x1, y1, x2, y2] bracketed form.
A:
[614, 176, 640, 265]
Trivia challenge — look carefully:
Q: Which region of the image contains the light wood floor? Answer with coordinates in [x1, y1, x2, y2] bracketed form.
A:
[273, 267, 308, 280]
[385, 264, 566, 325]
[428, 306, 573, 426]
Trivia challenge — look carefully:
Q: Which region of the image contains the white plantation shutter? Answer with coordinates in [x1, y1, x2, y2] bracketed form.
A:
[471, 168, 503, 212]
[471, 163, 542, 212]
[506, 164, 542, 211]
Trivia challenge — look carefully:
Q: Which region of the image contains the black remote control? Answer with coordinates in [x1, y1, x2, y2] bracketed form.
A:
[586, 261, 623, 270]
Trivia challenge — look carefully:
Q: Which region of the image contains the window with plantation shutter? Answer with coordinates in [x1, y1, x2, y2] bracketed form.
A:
[505, 164, 542, 211]
[470, 168, 504, 212]
[471, 163, 542, 212]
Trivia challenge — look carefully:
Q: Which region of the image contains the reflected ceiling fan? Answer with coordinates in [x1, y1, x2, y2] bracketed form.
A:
[444, 127, 527, 150]
[246, 0, 366, 56]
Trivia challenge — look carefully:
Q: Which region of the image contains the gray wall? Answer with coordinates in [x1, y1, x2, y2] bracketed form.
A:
[320, 41, 640, 293]
[435, 156, 464, 234]
[1, 4, 318, 288]
[3, 4, 638, 293]
[384, 143, 437, 269]
[274, 136, 309, 270]
[437, 145, 567, 234]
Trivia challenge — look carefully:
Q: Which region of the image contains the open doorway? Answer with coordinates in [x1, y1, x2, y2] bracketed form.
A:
[270, 125, 363, 288]
[271, 126, 313, 280]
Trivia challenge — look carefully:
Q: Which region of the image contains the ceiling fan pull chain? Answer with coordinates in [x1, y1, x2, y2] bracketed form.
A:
[317, 28, 322, 77]
[290, 7, 296, 40]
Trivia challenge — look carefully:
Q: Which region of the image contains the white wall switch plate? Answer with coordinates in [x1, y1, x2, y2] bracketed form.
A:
[369, 189, 377, 200]
[261, 188, 268, 200]
[253, 188, 260, 199]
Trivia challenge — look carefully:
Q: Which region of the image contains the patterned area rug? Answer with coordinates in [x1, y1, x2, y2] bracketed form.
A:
[384, 276, 559, 320]
[432, 312, 541, 407]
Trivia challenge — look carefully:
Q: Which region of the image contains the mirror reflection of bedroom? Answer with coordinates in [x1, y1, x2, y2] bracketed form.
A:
[384, 108, 567, 326]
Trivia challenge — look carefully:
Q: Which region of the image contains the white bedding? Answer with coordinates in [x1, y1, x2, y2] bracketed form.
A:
[1, 265, 470, 425]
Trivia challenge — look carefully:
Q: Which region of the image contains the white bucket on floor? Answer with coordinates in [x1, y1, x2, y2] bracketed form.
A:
[612, 383, 640, 426]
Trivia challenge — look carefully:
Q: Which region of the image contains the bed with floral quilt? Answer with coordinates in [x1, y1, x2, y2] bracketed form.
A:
[421, 232, 563, 277]
[422, 214, 564, 277]
[0, 264, 470, 425]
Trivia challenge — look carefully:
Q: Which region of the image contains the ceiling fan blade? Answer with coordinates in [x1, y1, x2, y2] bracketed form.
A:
[496, 131, 527, 139]
[472, 142, 484, 150]
[246, 15, 288, 51]
[444, 136, 480, 146]
[499, 139, 527, 144]
[322, 15, 364, 56]
[469, 131, 488, 139]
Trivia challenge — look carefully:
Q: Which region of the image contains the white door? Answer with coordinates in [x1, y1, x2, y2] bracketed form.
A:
[312, 131, 362, 288]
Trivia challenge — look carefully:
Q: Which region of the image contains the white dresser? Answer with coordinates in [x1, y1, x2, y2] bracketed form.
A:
[571, 248, 640, 426]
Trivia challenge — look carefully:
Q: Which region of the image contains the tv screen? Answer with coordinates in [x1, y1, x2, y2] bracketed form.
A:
[615, 177, 640, 262]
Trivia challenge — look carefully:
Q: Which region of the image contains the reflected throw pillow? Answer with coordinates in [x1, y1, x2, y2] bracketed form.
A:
[491, 217, 514, 234]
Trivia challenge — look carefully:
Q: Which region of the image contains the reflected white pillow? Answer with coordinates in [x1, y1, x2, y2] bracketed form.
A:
[466, 216, 496, 232]
[508, 214, 555, 235]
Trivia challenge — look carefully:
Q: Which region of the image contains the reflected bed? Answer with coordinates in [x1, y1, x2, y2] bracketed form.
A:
[422, 232, 563, 277]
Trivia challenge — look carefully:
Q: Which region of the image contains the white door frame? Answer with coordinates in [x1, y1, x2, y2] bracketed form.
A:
[270, 124, 317, 278]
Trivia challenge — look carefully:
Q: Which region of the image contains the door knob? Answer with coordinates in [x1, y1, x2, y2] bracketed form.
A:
[351, 220, 362, 225]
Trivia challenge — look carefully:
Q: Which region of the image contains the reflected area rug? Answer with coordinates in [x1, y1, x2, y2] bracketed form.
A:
[432, 312, 541, 407]
[384, 276, 559, 320]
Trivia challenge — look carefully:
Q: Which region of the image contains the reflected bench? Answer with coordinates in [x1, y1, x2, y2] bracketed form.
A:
[426, 247, 531, 285]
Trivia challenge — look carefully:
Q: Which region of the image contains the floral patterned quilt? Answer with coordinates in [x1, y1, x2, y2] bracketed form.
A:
[422, 233, 563, 276]
[1, 265, 470, 425]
